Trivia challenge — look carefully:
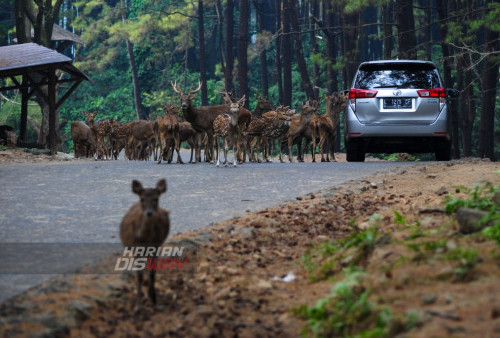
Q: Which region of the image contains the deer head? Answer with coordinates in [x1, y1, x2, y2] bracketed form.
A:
[171, 80, 202, 110]
[132, 179, 167, 219]
[82, 111, 98, 125]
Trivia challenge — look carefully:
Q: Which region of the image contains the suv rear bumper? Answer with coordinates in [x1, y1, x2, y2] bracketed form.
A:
[345, 107, 449, 139]
[345, 107, 450, 154]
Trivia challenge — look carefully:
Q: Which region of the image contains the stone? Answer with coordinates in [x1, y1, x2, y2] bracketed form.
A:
[456, 207, 491, 234]
[422, 294, 437, 305]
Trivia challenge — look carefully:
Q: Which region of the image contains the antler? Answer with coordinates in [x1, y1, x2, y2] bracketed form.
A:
[220, 90, 233, 104]
[188, 81, 202, 96]
[171, 80, 183, 95]
[237, 95, 246, 107]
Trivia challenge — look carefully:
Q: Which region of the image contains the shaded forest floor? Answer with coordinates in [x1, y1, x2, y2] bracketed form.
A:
[1, 150, 499, 337]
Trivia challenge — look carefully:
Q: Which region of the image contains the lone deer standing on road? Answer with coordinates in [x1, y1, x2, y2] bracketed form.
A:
[120, 179, 170, 310]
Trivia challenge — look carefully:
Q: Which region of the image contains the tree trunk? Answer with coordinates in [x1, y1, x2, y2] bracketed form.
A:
[478, 28, 499, 160]
[238, 0, 249, 106]
[257, 0, 269, 98]
[287, 0, 315, 100]
[382, 2, 393, 59]
[438, 0, 460, 158]
[309, 1, 319, 98]
[281, 0, 292, 106]
[396, 0, 417, 59]
[224, 0, 235, 94]
[121, 0, 145, 120]
[198, 0, 208, 105]
[341, 11, 359, 87]
[17, 0, 64, 150]
[275, 0, 283, 103]
[458, 55, 474, 157]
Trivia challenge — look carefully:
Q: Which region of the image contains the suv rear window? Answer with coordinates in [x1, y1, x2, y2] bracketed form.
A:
[354, 63, 441, 90]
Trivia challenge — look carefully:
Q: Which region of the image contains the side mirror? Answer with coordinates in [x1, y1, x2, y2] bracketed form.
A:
[446, 88, 460, 98]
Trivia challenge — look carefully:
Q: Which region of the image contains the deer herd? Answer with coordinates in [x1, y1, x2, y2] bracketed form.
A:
[71, 81, 348, 166]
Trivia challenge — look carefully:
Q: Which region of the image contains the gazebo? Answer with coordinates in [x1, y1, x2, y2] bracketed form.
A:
[0, 43, 90, 154]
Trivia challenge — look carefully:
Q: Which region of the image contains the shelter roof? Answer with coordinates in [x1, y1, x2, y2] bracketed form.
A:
[0, 43, 90, 83]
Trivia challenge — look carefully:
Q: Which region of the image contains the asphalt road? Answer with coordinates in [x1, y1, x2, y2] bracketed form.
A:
[0, 157, 416, 302]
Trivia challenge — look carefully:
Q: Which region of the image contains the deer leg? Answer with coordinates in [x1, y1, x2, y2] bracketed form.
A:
[215, 135, 221, 167]
[148, 269, 156, 305]
[287, 136, 294, 162]
[264, 137, 272, 162]
[232, 135, 238, 167]
[175, 131, 184, 164]
[157, 134, 164, 164]
[223, 137, 229, 167]
[311, 131, 317, 163]
[297, 138, 304, 162]
[135, 270, 144, 311]
[278, 138, 284, 163]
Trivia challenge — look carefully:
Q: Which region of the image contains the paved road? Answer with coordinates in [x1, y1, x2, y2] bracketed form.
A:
[0, 158, 416, 301]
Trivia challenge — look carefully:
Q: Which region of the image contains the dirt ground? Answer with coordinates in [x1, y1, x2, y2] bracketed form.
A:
[1, 147, 500, 337]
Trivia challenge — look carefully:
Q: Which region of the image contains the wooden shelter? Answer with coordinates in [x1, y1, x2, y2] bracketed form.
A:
[0, 43, 90, 154]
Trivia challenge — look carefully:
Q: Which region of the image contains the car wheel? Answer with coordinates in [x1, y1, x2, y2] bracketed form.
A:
[346, 140, 365, 162]
[435, 140, 451, 161]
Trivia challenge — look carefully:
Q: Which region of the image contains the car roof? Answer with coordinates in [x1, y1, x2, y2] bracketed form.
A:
[359, 59, 436, 67]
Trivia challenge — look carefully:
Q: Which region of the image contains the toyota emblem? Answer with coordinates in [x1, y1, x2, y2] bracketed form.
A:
[393, 90, 402, 96]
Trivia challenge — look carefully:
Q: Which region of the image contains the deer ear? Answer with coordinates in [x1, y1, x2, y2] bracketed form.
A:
[132, 180, 143, 195]
[239, 95, 246, 106]
[156, 179, 167, 193]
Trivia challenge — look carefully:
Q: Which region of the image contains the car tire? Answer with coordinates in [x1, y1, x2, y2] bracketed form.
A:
[435, 140, 451, 161]
[346, 140, 365, 162]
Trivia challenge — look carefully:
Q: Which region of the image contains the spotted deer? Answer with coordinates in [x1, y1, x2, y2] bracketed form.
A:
[244, 108, 292, 163]
[82, 111, 112, 160]
[214, 95, 246, 167]
[309, 92, 348, 162]
[262, 106, 294, 163]
[120, 179, 170, 310]
[109, 119, 131, 160]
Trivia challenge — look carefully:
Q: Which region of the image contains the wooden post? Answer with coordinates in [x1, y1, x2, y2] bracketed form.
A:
[48, 65, 57, 155]
[20, 75, 28, 142]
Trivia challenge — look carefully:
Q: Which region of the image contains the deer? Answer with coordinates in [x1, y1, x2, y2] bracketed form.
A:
[243, 108, 292, 163]
[108, 119, 131, 160]
[70, 118, 95, 158]
[253, 93, 276, 117]
[120, 179, 170, 310]
[214, 94, 247, 167]
[220, 91, 252, 164]
[262, 106, 294, 163]
[156, 105, 184, 164]
[309, 92, 348, 162]
[171, 81, 231, 163]
[82, 111, 112, 160]
[286, 99, 320, 162]
[126, 120, 156, 161]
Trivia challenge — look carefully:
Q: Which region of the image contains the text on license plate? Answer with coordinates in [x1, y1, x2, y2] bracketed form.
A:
[383, 98, 412, 109]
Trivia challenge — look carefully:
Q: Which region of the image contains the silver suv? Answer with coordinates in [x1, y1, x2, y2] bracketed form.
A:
[344, 60, 459, 162]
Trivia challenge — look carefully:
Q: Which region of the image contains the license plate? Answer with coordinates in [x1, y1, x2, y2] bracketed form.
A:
[383, 98, 412, 109]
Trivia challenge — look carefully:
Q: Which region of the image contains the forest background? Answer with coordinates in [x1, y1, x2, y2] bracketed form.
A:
[0, 0, 498, 160]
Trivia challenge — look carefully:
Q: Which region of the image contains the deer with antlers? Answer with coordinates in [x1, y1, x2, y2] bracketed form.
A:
[309, 92, 348, 162]
[171, 81, 227, 163]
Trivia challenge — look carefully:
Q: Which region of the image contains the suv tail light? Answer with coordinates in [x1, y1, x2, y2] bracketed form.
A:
[349, 88, 378, 112]
[418, 87, 446, 111]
